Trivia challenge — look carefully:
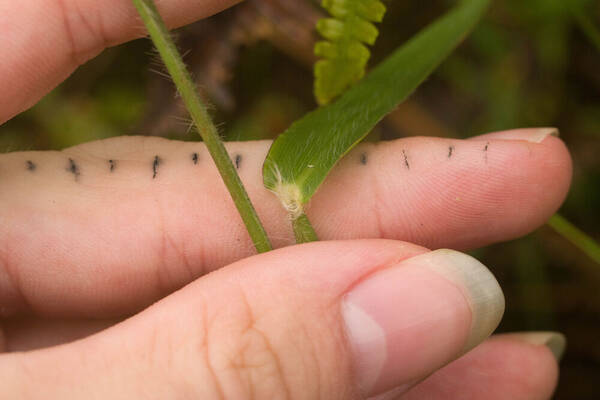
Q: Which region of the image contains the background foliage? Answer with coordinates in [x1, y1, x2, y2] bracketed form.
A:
[1, 0, 599, 397]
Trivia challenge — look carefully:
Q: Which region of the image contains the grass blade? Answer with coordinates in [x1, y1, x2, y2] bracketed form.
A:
[572, 8, 600, 52]
[547, 214, 600, 265]
[264, 0, 491, 216]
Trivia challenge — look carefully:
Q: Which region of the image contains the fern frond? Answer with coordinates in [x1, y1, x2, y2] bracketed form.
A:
[314, 0, 387, 105]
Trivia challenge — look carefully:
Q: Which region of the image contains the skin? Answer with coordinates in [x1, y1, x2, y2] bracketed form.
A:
[0, 0, 573, 398]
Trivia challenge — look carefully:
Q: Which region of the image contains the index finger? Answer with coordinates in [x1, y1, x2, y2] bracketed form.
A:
[0, 130, 571, 318]
[0, 0, 240, 124]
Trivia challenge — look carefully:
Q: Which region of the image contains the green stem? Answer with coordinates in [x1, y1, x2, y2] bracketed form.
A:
[292, 213, 319, 243]
[547, 213, 600, 265]
[132, 0, 272, 253]
[571, 5, 600, 53]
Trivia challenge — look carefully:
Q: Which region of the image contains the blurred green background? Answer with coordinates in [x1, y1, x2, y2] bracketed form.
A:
[1, 0, 599, 397]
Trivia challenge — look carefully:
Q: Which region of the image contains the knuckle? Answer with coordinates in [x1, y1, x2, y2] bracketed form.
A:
[0, 240, 30, 316]
[234, 325, 291, 399]
[155, 288, 351, 399]
[154, 211, 197, 295]
[56, 0, 108, 66]
[203, 290, 349, 400]
[206, 289, 293, 400]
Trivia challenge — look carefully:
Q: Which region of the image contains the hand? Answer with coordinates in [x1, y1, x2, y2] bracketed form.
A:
[0, 1, 572, 399]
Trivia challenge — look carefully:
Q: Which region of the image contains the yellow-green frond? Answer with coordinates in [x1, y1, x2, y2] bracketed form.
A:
[314, 0, 387, 105]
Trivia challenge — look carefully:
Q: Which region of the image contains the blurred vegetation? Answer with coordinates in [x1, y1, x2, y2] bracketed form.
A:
[1, 0, 599, 397]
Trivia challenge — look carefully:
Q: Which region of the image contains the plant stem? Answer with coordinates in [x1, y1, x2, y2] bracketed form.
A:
[292, 213, 319, 243]
[571, 4, 600, 53]
[547, 213, 600, 265]
[132, 0, 272, 253]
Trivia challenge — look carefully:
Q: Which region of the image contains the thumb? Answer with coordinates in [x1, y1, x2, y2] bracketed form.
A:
[0, 240, 504, 399]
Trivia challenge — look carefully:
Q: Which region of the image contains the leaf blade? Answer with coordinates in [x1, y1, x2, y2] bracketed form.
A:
[264, 0, 491, 207]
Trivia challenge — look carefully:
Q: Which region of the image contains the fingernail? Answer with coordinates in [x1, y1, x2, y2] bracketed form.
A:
[423, 250, 506, 353]
[342, 249, 505, 397]
[510, 331, 566, 362]
[492, 127, 559, 143]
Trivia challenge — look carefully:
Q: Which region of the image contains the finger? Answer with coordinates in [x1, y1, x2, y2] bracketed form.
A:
[0, 0, 240, 123]
[310, 127, 569, 247]
[0, 129, 571, 317]
[1, 317, 118, 352]
[397, 332, 563, 400]
[0, 240, 506, 399]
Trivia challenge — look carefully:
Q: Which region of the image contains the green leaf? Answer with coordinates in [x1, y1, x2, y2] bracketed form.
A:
[314, 0, 387, 105]
[264, 0, 491, 212]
